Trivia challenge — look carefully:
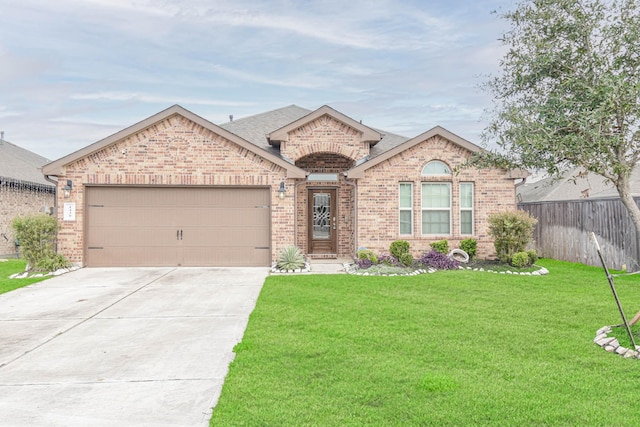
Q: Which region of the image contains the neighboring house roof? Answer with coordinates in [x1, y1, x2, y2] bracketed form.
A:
[0, 138, 54, 187]
[517, 167, 640, 202]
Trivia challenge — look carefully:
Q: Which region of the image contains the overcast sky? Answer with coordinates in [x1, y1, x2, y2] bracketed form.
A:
[0, 0, 515, 161]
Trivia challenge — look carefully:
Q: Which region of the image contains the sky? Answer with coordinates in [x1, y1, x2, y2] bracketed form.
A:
[0, 0, 516, 161]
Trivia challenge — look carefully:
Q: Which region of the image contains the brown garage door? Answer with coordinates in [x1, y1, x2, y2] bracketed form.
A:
[85, 187, 271, 267]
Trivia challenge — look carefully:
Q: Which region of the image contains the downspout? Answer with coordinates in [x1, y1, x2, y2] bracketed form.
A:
[44, 175, 58, 213]
[44, 175, 59, 252]
[342, 174, 358, 259]
[515, 177, 527, 205]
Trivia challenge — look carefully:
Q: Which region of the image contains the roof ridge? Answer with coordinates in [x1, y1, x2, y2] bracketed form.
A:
[224, 104, 311, 125]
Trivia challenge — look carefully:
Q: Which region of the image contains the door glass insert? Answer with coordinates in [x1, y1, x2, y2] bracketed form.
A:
[313, 193, 331, 239]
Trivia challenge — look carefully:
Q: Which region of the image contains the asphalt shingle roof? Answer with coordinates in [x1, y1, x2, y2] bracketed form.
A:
[0, 138, 53, 187]
[218, 105, 411, 162]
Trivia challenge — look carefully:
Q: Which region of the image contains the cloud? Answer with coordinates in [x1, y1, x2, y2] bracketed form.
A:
[70, 92, 256, 107]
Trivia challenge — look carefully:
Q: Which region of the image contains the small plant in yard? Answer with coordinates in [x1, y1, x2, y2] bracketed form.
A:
[510, 251, 532, 268]
[378, 254, 401, 267]
[527, 249, 539, 264]
[389, 240, 410, 259]
[430, 239, 449, 254]
[12, 214, 70, 272]
[488, 210, 537, 264]
[356, 249, 378, 264]
[399, 252, 414, 267]
[459, 238, 477, 259]
[276, 245, 306, 271]
[356, 258, 374, 269]
[418, 250, 460, 270]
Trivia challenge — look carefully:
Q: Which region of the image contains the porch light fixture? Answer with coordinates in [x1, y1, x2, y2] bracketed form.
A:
[63, 180, 72, 198]
[278, 181, 286, 199]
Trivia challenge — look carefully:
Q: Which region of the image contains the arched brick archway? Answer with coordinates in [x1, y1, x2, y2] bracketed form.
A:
[295, 152, 355, 173]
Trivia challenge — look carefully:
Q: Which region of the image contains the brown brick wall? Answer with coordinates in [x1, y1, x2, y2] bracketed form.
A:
[282, 115, 370, 162]
[356, 136, 517, 259]
[56, 115, 293, 265]
[0, 184, 55, 257]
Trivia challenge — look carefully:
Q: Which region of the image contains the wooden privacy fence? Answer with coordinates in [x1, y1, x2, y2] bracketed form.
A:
[518, 197, 640, 270]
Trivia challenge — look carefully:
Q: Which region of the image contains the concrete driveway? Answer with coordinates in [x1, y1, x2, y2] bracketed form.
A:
[0, 267, 268, 426]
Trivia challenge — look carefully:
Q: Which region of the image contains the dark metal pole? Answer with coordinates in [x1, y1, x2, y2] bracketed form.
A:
[591, 233, 636, 349]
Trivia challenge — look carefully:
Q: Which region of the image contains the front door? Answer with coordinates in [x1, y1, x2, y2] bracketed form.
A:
[308, 189, 337, 255]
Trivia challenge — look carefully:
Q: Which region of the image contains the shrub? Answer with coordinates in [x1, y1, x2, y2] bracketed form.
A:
[378, 254, 401, 267]
[527, 249, 539, 264]
[11, 214, 70, 272]
[459, 238, 477, 260]
[356, 258, 373, 269]
[430, 240, 449, 254]
[276, 245, 306, 270]
[399, 252, 414, 267]
[357, 249, 378, 264]
[487, 210, 537, 264]
[389, 240, 410, 259]
[511, 251, 532, 268]
[418, 250, 460, 270]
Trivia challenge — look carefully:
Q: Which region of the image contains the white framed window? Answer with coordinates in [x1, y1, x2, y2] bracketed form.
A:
[460, 182, 474, 235]
[422, 182, 451, 235]
[399, 182, 413, 235]
[422, 160, 451, 176]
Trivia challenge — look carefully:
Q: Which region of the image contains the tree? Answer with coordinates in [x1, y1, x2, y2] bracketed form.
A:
[470, 0, 640, 247]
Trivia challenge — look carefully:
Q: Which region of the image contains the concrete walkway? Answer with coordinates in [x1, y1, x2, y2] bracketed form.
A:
[0, 267, 268, 426]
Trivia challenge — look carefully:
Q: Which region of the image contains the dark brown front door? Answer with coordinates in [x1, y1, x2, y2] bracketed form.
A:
[308, 189, 337, 254]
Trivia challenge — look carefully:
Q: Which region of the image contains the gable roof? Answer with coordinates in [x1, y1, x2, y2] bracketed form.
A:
[42, 105, 306, 178]
[267, 105, 383, 145]
[0, 138, 54, 187]
[346, 126, 483, 178]
[517, 167, 640, 202]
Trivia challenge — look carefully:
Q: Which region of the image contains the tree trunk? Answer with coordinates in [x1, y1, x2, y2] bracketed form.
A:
[617, 174, 640, 267]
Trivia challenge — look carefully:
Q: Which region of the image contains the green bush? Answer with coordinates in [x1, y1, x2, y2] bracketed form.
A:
[459, 238, 477, 259]
[277, 245, 306, 270]
[12, 214, 70, 272]
[487, 210, 537, 264]
[357, 249, 378, 264]
[430, 240, 449, 254]
[527, 249, 539, 264]
[399, 252, 414, 267]
[389, 240, 410, 259]
[511, 251, 532, 268]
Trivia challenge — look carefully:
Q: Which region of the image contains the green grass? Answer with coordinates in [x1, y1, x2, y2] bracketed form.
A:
[0, 259, 50, 294]
[211, 259, 640, 426]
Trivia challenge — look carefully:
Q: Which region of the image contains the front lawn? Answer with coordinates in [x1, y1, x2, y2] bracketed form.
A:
[0, 259, 50, 295]
[211, 259, 640, 426]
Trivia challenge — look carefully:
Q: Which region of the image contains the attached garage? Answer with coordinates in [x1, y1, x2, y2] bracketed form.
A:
[85, 187, 271, 267]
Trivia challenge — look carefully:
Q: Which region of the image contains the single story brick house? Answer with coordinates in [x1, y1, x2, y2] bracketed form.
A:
[0, 137, 56, 257]
[42, 104, 526, 267]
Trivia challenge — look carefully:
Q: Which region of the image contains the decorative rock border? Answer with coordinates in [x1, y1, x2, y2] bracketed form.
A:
[345, 263, 549, 277]
[270, 261, 312, 274]
[594, 325, 640, 359]
[9, 266, 81, 279]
